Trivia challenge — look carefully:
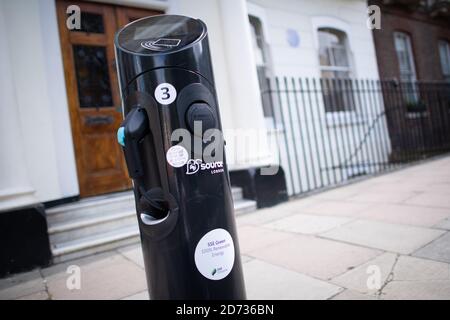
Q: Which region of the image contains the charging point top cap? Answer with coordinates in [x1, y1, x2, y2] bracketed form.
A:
[116, 15, 205, 55]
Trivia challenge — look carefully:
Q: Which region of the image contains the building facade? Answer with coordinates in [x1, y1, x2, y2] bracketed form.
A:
[246, 0, 390, 197]
[370, 0, 450, 161]
[370, 0, 450, 82]
[0, 0, 384, 274]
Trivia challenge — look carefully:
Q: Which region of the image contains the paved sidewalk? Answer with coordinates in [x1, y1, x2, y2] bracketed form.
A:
[1, 157, 450, 300]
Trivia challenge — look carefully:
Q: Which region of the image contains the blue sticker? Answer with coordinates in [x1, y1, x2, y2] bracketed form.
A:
[117, 127, 125, 146]
[287, 29, 300, 48]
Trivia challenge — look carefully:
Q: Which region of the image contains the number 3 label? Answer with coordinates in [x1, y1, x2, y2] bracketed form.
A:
[154, 83, 177, 105]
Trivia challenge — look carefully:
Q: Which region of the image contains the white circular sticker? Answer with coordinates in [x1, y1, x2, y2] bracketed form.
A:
[194, 228, 235, 281]
[154, 83, 177, 105]
[166, 145, 188, 168]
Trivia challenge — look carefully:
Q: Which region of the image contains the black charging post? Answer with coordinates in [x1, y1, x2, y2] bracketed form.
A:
[115, 15, 246, 300]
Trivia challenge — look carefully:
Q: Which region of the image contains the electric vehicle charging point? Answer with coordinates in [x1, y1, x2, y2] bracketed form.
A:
[115, 15, 246, 300]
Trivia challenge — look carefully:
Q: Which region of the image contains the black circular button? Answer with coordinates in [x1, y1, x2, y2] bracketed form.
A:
[185, 102, 217, 134]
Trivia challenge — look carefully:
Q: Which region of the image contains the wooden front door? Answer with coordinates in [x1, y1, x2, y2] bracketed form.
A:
[56, 0, 161, 197]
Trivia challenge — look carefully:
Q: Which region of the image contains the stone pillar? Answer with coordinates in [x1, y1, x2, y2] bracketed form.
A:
[218, 0, 271, 169]
[0, 4, 37, 211]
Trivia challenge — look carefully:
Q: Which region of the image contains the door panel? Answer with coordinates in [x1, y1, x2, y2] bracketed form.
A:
[72, 45, 114, 108]
[116, 6, 161, 27]
[56, 0, 162, 197]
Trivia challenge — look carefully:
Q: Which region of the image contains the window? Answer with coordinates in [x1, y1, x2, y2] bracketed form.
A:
[439, 40, 450, 82]
[394, 32, 419, 106]
[318, 28, 354, 112]
[394, 32, 417, 82]
[70, 12, 105, 34]
[73, 45, 113, 108]
[249, 15, 273, 118]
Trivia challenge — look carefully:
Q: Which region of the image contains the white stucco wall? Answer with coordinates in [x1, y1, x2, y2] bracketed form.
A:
[1, 0, 79, 209]
[246, 0, 390, 196]
[0, 4, 37, 211]
[248, 0, 379, 79]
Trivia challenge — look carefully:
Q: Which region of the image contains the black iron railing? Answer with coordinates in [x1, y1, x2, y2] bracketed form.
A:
[262, 78, 450, 196]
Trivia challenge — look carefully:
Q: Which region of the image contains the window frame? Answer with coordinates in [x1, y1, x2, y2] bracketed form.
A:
[439, 40, 450, 82]
[393, 31, 417, 82]
[248, 3, 275, 122]
[311, 17, 358, 119]
[317, 28, 353, 75]
[317, 27, 356, 114]
[393, 31, 421, 109]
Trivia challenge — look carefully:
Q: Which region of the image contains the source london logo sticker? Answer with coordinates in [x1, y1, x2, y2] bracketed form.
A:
[186, 159, 224, 175]
[186, 159, 202, 175]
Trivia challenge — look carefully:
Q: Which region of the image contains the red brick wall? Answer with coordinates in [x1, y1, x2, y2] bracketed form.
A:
[369, 2, 450, 160]
[370, 0, 450, 81]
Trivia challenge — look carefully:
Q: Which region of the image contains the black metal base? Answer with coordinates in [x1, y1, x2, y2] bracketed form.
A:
[230, 166, 288, 208]
[0, 204, 51, 278]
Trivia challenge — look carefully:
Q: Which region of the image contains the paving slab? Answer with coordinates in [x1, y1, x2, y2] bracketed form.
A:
[331, 289, 378, 300]
[359, 204, 450, 227]
[16, 290, 49, 300]
[413, 232, 450, 263]
[330, 252, 397, 294]
[237, 198, 319, 227]
[122, 290, 149, 300]
[380, 280, 450, 300]
[236, 207, 295, 227]
[118, 244, 145, 269]
[0, 270, 45, 300]
[44, 253, 147, 300]
[393, 255, 450, 281]
[346, 191, 418, 204]
[309, 186, 362, 201]
[301, 200, 371, 218]
[434, 218, 450, 230]
[40, 251, 119, 278]
[237, 225, 294, 254]
[241, 255, 254, 264]
[322, 219, 445, 254]
[263, 214, 351, 235]
[243, 259, 343, 300]
[249, 234, 381, 280]
[280, 197, 323, 213]
[366, 175, 403, 185]
[404, 193, 450, 209]
[423, 182, 450, 195]
[362, 182, 427, 194]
